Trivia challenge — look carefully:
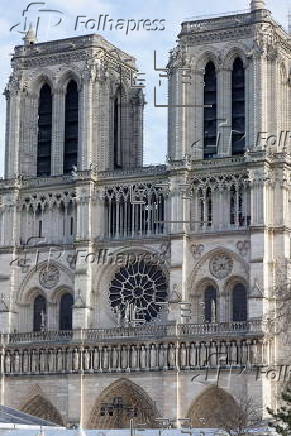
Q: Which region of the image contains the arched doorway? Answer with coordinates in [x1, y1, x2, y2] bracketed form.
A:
[87, 378, 158, 429]
[186, 386, 241, 427]
[21, 395, 63, 425]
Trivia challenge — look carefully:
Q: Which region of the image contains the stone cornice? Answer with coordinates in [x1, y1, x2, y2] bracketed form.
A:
[181, 26, 253, 46]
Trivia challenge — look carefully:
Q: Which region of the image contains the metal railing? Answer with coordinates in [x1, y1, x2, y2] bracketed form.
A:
[5, 320, 263, 345]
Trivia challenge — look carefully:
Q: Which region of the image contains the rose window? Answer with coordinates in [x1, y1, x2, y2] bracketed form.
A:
[109, 261, 168, 323]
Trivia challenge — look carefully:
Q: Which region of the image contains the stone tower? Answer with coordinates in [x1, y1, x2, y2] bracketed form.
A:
[0, 1, 290, 430]
[4, 33, 144, 178]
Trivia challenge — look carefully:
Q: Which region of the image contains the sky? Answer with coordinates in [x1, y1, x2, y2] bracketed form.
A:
[0, 0, 289, 175]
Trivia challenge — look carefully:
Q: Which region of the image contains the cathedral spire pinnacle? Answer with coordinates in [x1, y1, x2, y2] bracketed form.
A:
[250, 0, 266, 11]
[23, 24, 37, 45]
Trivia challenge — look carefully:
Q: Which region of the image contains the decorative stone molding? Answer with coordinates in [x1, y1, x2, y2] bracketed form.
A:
[2, 333, 263, 376]
[236, 240, 250, 256]
[39, 264, 60, 289]
[209, 253, 233, 279]
[187, 247, 249, 297]
[18, 260, 74, 304]
[191, 244, 205, 259]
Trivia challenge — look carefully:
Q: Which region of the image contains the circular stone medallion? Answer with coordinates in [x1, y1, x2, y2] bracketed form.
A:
[209, 254, 233, 279]
[39, 264, 60, 289]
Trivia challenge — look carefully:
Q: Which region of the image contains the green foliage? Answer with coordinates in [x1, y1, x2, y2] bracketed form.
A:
[267, 386, 291, 436]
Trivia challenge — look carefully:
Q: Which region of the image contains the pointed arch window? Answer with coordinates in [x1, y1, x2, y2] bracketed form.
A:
[33, 295, 47, 331]
[204, 62, 217, 158]
[64, 80, 78, 174]
[232, 283, 247, 321]
[206, 187, 212, 226]
[59, 293, 73, 330]
[37, 84, 52, 177]
[230, 185, 244, 226]
[204, 286, 217, 323]
[280, 65, 287, 135]
[114, 90, 122, 168]
[199, 187, 212, 227]
[232, 58, 245, 154]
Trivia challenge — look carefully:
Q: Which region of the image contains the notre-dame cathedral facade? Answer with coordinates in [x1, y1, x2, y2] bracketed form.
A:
[0, 0, 290, 429]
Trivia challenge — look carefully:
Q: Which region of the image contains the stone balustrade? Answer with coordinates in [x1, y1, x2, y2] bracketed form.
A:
[1, 338, 264, 376]
[0, 321, 264, 376]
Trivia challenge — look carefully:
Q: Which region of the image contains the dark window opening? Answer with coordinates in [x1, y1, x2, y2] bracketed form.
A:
[205, 286, 217, 323]
[33, 295, 47, 331]
[37, 84, 52, 177]
[204, 62, 217, 158]
[38, 220, 42, 238]
[233, 283, 247, 321]
[114, 93, 122, 169]
[232, 58, 245, 154]
[70, 217, 74, 235]
[206, 187, 212, 226]
[59, 293, 73, 330]
[64, 81, 78, 175]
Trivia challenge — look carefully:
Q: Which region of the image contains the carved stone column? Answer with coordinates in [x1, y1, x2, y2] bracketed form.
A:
[150, 344, 157, 370]
[217, 68, 232, 156]
[23, 350, 29, 373]
[78, 76, 93, 170]
[51, 88, 65, 175]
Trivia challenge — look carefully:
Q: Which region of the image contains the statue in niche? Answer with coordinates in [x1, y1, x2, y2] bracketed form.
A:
[32, 350, 38, 373]
[14, 352, 20, 373]
[131, 345, 138, 369]
[150, 344, 157, 369]
[181, 343, 187, 367]
[190, 343, 196, 367]
[72, 349, 79, 371]
[5, 352, 11, 373]
[169, 344, 176, 368]
[140, 345, 146, 369]
[93, 348, 99, 370]
[84, 349, 90, 370]
[103, 347, 109, 370]
[121, 346, 128, 369]
[23, 351, 29, 373]
[163, 344, 168, 368]
[112, 347, 118, 370]
[66, 349, 71, 372]
[57, 350, 63, 371]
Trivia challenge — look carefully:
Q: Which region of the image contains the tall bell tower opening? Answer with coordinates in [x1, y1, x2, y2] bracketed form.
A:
[168, 0, 290, 160]
[4, 32, 144, 178]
